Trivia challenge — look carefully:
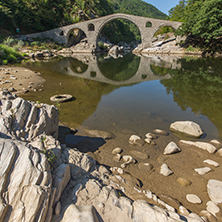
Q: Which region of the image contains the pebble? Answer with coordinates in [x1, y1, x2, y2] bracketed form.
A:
[178, 206, 190, 216]
[160, 163, 173, 176]
[177, 177, 192, 187]
[129, 135, 145, 147]
[153, 129, 168, 136]
[217, 148, 222, 156]
[112, 147, 123, 155]
[121, 155, 136, 168]
[144, 138, 156, 146]
[210, 139, 222, 148]
[145, 133, 158, 140]
[194, 167, 212, 175]
[113, 154, 122, 162]
[199, 210, 217, 222]
[186, 194, 202, 204]
[55, 201, 61, 216]
[203, 159, 219, 167]
[206, 201, 220, 216]
[163, 141, 181, 155]
[110, 167, 124, 174]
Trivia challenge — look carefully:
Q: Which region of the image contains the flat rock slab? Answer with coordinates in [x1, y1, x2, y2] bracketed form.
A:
[170, 121, 203, 138]
[207, 179, 222, 203]
[203, 159, 219, 167]
[179, 140, 217, 153]
[195, 167, 212, 175]
[130, 150, 149, 160]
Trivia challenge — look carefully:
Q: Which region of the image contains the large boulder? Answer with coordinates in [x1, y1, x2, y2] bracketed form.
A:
[170, 121, 204, 138]
[0, 90, 59, 141]
[0, 138, 53, 222]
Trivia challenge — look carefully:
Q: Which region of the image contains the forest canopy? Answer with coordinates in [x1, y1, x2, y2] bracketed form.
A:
[169, 0, 222, 50]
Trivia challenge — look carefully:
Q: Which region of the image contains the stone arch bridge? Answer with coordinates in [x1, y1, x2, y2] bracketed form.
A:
[24, 13, 181, 50]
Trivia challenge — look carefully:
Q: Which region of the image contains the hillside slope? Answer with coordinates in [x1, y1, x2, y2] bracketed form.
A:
[0, 0, 166, 34]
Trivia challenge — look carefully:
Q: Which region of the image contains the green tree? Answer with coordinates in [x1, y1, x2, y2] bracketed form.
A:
[170, 0, 222, 50]
[168, 0, 187, 21]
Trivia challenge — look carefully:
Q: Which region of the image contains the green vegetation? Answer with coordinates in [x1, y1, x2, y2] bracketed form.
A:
[0, 36, 63, 64]
[169, 0, 222, 51]
[0, 44, 21, 64]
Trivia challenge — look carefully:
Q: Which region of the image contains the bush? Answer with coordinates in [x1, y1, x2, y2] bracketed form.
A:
[0, 44, 21, 63]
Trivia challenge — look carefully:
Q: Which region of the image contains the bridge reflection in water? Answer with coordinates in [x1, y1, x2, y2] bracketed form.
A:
[49, 53, 181, 85]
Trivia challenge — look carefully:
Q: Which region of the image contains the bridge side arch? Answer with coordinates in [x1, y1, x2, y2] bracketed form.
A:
[95, 14, 144, 47]
[66, 26, 88, 46]
[151, 22, 181, 39]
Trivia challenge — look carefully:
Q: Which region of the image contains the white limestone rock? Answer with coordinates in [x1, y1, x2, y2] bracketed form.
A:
[207, 179, 222, 203]
[194, 167, 212, 175]
[210, 139, 222, 149]
[186, 194, 202, 204]
[0, 138, 53, 222]
[203, 159, 219, 167]
[112, 147, 123, 155]
[129, 135, 144, 146]
[62, 148, 95, 179]
[179, 140, 217, 153]
[121, 155, 136, 168]
[163, 141, 181, 155]
[170, 121, 203, 138]
[160, 163, 173, 176]
[217, 148, 222, 156]
[206, 201, 220, 217]
[179, 205, 190, 216]
[0, 91, 59, 141]
[52, 164, 71, 204]
[61, 204, 99, 222]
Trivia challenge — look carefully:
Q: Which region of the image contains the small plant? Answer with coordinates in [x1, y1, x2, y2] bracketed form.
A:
[35, 101, 43, 108]
[3, 59, 8, 65]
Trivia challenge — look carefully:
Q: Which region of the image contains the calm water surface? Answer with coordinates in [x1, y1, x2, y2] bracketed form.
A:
[21, 54, 222, 140]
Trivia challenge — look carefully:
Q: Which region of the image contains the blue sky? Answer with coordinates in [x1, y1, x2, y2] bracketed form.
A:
[144, 0, 180, 15]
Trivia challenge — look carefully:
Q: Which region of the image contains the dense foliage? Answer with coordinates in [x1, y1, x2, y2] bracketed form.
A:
[169, 0, 222, 51]
[0, 0, 166, 41]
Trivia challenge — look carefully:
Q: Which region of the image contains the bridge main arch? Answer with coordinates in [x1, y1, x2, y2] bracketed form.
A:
[95, 14, 143, 47]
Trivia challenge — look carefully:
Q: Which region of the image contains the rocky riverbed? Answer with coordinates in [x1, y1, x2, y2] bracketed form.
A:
[0, 87, 222, 222]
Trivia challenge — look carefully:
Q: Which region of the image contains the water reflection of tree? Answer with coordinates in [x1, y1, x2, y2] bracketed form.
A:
[98, 54, 140, 81]
[161, 57, 222, 138]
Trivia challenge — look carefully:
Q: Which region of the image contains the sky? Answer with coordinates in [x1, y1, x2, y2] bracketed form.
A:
[144, 0, 181, 15]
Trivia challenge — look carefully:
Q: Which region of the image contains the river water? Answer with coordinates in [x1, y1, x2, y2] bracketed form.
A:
[21, 53, 222, 213]
[22, 53, 222, 141]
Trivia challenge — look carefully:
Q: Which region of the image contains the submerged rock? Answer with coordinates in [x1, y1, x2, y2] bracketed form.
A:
[84, 129, 115, 140]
